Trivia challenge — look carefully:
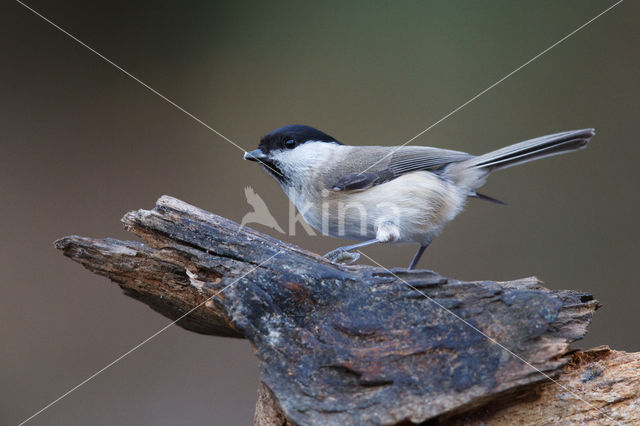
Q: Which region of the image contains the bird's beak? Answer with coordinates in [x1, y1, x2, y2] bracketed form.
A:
[244, 149, 268, 162]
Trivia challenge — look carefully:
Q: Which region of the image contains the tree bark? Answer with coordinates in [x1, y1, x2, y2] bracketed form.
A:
[55, 195, 638, 424]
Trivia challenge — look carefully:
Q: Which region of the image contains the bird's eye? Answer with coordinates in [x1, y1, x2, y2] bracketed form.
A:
[284, 139, 296, 149]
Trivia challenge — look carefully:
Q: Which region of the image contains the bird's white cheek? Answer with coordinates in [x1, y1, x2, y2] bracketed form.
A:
[272, 142, 344, 178]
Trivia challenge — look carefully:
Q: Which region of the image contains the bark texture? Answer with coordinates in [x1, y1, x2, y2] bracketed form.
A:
[55, 196, 637, 424]
[451, 346, 640, 425]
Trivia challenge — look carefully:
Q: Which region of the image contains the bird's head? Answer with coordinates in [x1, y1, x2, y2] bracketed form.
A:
[244, 124, 342, 183]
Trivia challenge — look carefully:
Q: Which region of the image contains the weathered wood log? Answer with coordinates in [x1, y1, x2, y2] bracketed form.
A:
[55, 196, 638, 424]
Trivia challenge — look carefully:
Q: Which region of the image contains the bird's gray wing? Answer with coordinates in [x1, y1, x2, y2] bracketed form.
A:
[331, 146, 474, 191]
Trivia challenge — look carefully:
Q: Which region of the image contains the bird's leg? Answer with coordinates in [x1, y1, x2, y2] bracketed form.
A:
[408, 239, 432, 270]
[324, 239, 380, 265]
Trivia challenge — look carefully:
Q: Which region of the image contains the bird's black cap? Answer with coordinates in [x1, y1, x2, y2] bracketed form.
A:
[258, 124, 341, 154]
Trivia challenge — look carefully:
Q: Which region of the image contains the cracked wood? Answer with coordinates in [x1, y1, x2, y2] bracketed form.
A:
[54, 195, 637, 425]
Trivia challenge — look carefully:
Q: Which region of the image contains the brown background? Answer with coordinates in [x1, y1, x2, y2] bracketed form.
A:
[2, 1, 638, 424]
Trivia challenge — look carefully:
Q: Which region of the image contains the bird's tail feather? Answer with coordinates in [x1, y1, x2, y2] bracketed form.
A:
[465, 128, 595, 172]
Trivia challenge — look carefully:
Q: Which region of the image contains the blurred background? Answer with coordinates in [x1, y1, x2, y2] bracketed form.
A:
[2, 0, 638, 424]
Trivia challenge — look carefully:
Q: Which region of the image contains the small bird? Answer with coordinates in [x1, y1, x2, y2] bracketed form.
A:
[244, 125, 594, 269]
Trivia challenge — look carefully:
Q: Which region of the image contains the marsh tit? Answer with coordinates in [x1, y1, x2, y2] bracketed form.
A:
[244, 125, 594, 269]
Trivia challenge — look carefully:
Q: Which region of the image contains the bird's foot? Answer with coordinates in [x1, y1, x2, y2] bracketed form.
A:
[323, 248, 361, 265]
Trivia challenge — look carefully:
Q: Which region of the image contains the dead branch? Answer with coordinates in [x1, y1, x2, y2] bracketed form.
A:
[55, 196, 637, 424]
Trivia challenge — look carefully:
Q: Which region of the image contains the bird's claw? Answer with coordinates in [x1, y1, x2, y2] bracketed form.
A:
[324, 248, 361, 265]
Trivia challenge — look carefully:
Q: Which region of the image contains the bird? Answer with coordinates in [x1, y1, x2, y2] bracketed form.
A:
[240, 186, 285, 233]
[244, 124, 594, 269]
